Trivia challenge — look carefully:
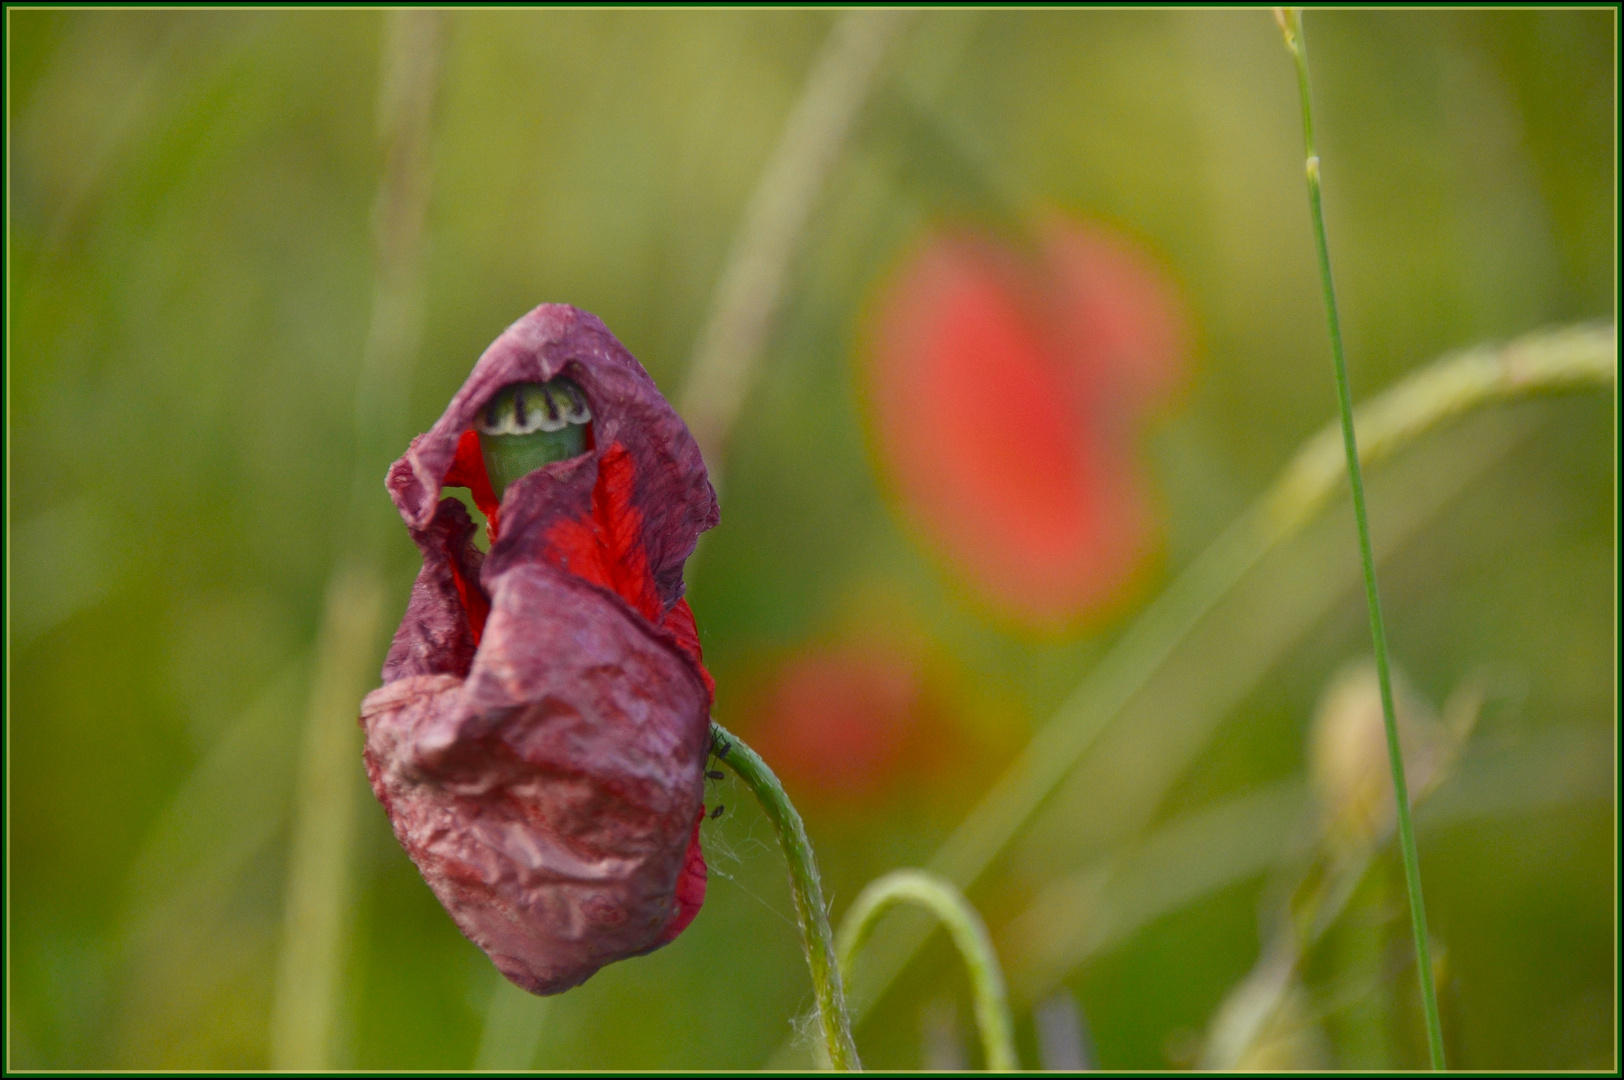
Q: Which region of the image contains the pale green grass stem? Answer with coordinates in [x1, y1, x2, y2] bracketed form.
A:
[1278, 7, 1444, 1068]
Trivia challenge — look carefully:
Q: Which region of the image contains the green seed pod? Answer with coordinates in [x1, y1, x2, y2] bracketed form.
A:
[475, 378, 592, 499]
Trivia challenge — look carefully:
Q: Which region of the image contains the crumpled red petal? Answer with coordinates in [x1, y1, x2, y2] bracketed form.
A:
[364, 304, 718, 995]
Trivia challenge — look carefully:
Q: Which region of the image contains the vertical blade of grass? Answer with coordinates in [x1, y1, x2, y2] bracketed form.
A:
[1276, 8, 1445, 1069]
[269, 565, 384, 1069]
[270, 11, 445, 1069]
[474, 976, 553, 1071]
[678, 9, 912, 499]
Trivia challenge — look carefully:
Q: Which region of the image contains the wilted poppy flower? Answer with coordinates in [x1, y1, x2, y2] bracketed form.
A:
[864, 214, 1187, 627]
[360, 304, 718, 995]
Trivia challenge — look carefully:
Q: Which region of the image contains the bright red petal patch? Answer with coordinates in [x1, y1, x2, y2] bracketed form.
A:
[657, 813, 709, 946]
[445, 428, 502, 532]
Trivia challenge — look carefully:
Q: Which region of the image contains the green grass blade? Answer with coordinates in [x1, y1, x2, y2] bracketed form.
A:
[1277, 8, 1445, 1068]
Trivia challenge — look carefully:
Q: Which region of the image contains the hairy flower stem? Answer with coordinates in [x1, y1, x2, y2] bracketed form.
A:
[1278, 8, 1445, 1069]
[711, 722, 861, 1070]
[837, 871, 1016, 1071]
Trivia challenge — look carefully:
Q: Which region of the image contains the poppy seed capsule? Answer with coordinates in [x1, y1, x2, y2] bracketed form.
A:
[364, 305, 718, 996]
[476, 378, 593, 499]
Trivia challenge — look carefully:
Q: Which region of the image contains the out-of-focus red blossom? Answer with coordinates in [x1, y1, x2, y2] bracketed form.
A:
[864, 214, 1188, 627]
[746, 644, 950, 809]
[360, 305, 718, 996]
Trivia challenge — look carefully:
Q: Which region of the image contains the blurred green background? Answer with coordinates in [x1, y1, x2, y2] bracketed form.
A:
[7, 9, 1614, 1071]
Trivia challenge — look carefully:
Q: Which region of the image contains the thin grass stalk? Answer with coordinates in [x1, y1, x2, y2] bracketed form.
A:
[677, 9, 912, 499]
[269, 11, 445, 1069]
[474, 980, 552, 1072]
[836, 870, 1016, 1071]
[710, 723, 860, 1070]
[1276, 8, 1445, 1067]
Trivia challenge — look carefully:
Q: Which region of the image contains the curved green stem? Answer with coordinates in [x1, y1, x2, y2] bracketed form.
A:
[837, 870, 1016, 1072]
[1279, 8, 1443, 1068]
[710, 722, 860, 1070]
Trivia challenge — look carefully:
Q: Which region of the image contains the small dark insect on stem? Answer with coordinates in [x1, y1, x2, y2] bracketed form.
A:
[711, 734, 733, 760]
[706, 770, 725, 781]
[709, 804, 726, 820]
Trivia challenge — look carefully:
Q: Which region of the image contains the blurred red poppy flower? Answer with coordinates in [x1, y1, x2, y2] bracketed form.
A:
[361, 304, 718, 995]
[740, 639, 995, 815]
[748, 646, 924, 805]
[864, 215, 1187, 627]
